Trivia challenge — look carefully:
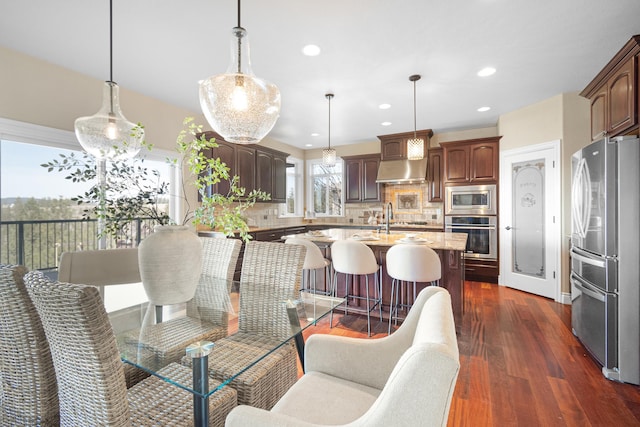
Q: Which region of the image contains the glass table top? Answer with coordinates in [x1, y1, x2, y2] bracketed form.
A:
[114, 275, 343, 397]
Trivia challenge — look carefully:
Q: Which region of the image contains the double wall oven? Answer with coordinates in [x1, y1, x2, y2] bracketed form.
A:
[444, 184, 497, 260]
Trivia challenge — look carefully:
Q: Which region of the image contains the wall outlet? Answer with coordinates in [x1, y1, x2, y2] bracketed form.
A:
[263, 215, 268, 220]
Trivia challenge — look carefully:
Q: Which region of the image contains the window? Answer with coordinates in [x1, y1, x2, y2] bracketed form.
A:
[0, 118, 179, 222]
[280, 156, 303, 217]
[306, 159, 343, 217]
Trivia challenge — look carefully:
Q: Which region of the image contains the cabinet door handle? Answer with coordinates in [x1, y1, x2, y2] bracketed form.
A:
[505, 226, 512, 230]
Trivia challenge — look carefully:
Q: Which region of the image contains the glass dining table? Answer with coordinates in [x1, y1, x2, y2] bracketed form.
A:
[113, 275, 344, 427]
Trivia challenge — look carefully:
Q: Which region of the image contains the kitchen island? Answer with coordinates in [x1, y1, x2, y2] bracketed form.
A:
[283, 228, 467, 331]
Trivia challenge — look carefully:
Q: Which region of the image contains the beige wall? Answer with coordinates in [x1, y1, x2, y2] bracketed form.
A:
[0, 45, 299, 156]
[497, 92, 590, 297]
[431, 126, 499, 146]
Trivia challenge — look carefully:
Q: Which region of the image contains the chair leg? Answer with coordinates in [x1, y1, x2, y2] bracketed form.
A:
[388, 277, 396, 335]
[329, 270, 338, 328]
[365, 275, 371, 337]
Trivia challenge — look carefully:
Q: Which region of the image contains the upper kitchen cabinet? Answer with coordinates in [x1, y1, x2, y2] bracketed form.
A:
[202, 131, 288, 202]
[427, 147, 444, 202]
[343, 154, 381, 203]
[378, 129, 433, 160]
[441, 136, 501, 185]
[581, 35, 640, 141]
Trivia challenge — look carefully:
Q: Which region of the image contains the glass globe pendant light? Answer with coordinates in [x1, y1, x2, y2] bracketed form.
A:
[74, 0, 144, 160]
[199, 0, 281, 144]
[407, 74, 424, 161]
[322, 93, 337, 166]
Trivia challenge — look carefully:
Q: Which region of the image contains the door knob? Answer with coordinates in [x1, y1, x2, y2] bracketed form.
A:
[505, 226, 512, 230]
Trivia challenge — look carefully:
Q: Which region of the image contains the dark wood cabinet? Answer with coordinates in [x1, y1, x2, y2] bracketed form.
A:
[202, 131, 288, 202]
[235, 145, 257, 194]
[442, 137, 500, 185]
[581, 36, 640, 140]
[272, 155, 287, 202]
[378, 129, 433, 160]
[343, 154, 381, 203]
[427, 148, 444, 202]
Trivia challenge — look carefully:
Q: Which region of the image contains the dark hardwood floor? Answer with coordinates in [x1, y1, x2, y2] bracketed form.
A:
[301, 281, 640, 426]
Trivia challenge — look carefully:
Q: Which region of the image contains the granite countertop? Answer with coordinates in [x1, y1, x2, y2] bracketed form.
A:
[284, 228, 467, 252]
[245, 222, 444, 233]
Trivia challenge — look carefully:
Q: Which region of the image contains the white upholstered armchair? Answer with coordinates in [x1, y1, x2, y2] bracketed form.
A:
[226, 286, 460, 427]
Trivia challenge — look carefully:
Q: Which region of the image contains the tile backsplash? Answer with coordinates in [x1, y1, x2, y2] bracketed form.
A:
[242, 183, 442, 228]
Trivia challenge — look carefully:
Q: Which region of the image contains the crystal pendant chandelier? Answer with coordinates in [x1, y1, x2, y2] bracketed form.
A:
[74, 0, 143, 160]
[199, 0, 281, 144]
[322, 93, 337, 166]
[407, 74, 424, 161]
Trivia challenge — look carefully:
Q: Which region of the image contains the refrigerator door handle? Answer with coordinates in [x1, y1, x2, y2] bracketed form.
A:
[570, 247, 607, 268]
[571, 274, 606, 302]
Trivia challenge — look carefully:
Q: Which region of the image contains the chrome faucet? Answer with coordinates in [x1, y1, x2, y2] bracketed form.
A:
[385, 202, 393, 234]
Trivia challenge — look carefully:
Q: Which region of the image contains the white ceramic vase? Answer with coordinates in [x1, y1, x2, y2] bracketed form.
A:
[138, 225, 203, 306]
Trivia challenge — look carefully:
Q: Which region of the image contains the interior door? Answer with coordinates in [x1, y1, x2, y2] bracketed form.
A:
[500, 141, 560, 300]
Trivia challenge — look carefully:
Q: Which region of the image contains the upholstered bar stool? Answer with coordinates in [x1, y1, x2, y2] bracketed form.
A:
[330, 240, 383, 336]
[285, 238, 331, 296]
[385, 244, 441, 334]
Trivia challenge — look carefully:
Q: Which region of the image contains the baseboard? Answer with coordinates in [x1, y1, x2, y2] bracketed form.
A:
[560, 291, 571, 305]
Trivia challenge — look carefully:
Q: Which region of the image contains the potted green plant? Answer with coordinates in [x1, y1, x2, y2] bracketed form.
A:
[42, 118, 269, 242]
[44, 118, 269, 305]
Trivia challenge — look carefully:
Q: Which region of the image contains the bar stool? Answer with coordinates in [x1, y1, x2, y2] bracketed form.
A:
[285, 238, 332, 321]
[386, 244, 441, 334]
[330, 240, 383, 336]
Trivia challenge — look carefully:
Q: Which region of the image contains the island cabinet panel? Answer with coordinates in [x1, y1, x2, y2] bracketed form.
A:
[326, 244, 464, 331]
[581, 35, 640, 140]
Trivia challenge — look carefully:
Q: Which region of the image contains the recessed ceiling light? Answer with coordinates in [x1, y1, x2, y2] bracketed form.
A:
[477, 67, 496, 77]
[302, 44, 321, 56]
[477, 106, 491, 112]
[305, 143, 313, 147]
[311, 132, 319, 137]
[378, 103, 391, 110]
[381, 121, 392, 126]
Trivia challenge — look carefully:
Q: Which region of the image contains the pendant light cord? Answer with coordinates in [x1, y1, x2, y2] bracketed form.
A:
[236, 0, 242, 74]
[326, 93, 333, 150]
[413, 79, 417, 139]
[109, 0, 114, 114]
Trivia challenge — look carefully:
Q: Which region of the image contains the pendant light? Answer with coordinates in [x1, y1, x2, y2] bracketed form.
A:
[199, 0, 281, 144]
[406, 74, 424, 160]
[74, 0, 144, 160]
[322, 93, 337, 166]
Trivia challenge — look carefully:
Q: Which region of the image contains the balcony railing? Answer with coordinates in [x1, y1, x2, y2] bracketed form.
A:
[0, 218, 158, 271]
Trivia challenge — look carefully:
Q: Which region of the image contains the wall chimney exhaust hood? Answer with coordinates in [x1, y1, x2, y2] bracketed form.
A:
[376, 158, 429, 184]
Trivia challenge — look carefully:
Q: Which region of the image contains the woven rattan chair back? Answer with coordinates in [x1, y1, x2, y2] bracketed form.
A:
[238, 241, 306, 340]
[186, 237, 242, 323]
[0, 265, 59, 427]
[25, 271, 132, 426]
[200, 236, 242, 281]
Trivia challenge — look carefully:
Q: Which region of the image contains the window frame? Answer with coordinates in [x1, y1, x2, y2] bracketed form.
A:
[305, 157, 344, 218]
[279, 156, 304, 218]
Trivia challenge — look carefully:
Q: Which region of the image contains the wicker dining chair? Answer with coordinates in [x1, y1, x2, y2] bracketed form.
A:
[183, 240, 306, 410]
[0, 264, 59, 427]
[24, 270, 237, 427]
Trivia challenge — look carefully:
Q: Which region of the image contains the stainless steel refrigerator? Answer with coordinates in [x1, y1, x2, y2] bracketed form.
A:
[570, 135, 640, 385]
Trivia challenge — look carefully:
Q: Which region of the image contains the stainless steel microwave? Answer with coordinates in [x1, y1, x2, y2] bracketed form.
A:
[445, 184, 497, 216]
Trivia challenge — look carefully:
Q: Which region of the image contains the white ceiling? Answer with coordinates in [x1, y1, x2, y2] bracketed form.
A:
[1, 0, 639, 150]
